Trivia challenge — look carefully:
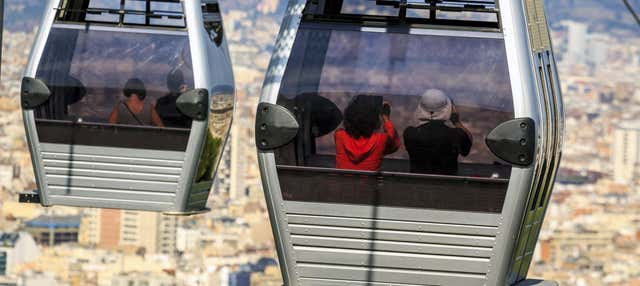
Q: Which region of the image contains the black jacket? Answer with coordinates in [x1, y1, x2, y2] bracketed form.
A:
[403, 121, 472, 175]
[155, 93, 192, 128]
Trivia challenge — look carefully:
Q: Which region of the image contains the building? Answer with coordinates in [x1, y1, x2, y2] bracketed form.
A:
[0, 163, 12, 191]
[229, 119, 246, 201]
[250, 265, 282, 286]
[25, 215, 80, 246]
[587, 34, 609, 68]
[612, 121, 640, 183]
[111, 271, 176, 286]
[80, 210, 177, 255]
[0, 232, 40, 276]
[228, 258, 279, 286]
[566, 21, 588, 65]
[228, 270, 251, 286]
[213, 143, 232, 201]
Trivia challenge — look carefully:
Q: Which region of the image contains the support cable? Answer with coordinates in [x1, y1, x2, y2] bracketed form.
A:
[623, 0, 640, 26]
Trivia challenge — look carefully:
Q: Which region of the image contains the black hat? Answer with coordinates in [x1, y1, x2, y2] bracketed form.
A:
[124, 78, 146, 100]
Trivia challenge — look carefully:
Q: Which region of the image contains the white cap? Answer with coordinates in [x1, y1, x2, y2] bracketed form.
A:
[417, 89, 452, 121]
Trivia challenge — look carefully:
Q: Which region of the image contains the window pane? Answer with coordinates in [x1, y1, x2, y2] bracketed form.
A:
[275, 24, 514, 211]
[86, 0, 121, 23]
[34, 26, 195, 150]
[88, 0, 121, 9]
[340, 0, 399, 16]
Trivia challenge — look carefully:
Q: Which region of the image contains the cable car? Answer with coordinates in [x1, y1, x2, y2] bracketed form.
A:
[255, 0, 563, 285]
[19, 0, 234, 215]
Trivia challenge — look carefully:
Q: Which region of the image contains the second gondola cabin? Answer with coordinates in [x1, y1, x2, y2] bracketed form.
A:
[20, 0, 234, 214]
[256, 0, 563, 285]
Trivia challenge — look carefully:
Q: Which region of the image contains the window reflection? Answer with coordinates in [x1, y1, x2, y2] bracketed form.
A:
[33, 26, 195, 150]
[274, 25, 513, 211]
[36, 26, 194, 128]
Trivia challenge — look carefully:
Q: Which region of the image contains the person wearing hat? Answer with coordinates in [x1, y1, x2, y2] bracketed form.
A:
[403, 89, 472, 175]
[109, 78, 164, 127]
[335, 94, 401, 171]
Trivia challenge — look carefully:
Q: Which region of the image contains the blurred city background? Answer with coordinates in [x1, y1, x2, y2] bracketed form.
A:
[0, 0, 638, 285]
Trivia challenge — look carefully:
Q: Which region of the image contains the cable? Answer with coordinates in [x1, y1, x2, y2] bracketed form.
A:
[623, 0, 640, 26]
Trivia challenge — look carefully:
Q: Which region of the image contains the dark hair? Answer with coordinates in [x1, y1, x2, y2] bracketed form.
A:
[343, 95, 382, 139]
[124, 78, 146, 100]
[167, 69, 185, 93]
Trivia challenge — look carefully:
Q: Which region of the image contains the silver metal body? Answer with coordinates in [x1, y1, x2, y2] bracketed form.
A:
[256, 0, 563, 285]
[22, 0, 234, 214]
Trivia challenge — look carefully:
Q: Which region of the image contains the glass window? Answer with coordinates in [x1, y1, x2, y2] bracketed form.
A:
[340, 0, 399, 16]
[85, 0, 121, 23]
[59, 0, 185, 28]
[275, 24, 514, 212]
[338, 0, 498, 22]
[34, 25, 195, 151]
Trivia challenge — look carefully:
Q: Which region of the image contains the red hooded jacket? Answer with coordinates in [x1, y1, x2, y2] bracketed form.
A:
[335, 120, 401, 171]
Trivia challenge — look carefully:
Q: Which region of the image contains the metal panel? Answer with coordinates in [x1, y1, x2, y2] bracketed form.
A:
[47, 186, 176, 203]
[294, 246, 489, 273]
[41, 159, 182, 175]
[22, 0, 62, 206]
[41, 152, 183, 168]
[44, 167, 179, 182]
[516, 52, 562, 279]
[257, 0, 308, 284]
[285, 201, 501, 227]
[291, 235, 493, 258]
[176, 0, 215, 211]
[40, 143, 186, 160]
[290, 225, 495, 247]
[300, 278, 416, 286]
[287, 214, 499, 236]
[46, 175, 178, 192]
[486, 0, 543, 285]
[298, 264, 486, 286]
[47, 196, 174, 211]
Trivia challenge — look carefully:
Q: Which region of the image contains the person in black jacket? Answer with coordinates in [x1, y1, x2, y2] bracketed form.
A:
[403, 89, 473, 175]
[155, 69, 192, 128]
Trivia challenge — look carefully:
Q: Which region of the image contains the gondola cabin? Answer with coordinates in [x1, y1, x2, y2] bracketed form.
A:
[20, 0, 234, 215]
[256, 0, 563, 285]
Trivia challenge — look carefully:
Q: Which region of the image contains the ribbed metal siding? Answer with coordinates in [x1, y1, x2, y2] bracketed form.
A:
[39, 143, 184, 211]
[285, 207, 500, 286]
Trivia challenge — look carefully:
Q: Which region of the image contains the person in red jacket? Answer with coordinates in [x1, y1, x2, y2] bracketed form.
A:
[335, 95, 401, 171]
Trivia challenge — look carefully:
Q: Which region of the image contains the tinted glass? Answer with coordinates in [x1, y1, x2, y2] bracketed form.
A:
[34, 26, 194, 151]
[60, 0, 185, 28]
[339, 0, 498, 22]
[274, 24, 514, 212]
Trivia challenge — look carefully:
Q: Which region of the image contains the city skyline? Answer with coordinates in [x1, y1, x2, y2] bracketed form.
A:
[0, 0, 638, 286]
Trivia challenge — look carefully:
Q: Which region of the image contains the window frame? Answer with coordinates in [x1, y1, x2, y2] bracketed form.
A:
[272, 21, 516, 212]
[32, 23, 195, 151]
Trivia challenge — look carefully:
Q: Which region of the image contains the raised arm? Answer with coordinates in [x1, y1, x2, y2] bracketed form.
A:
[451, 105, 472, 156]
[382, 115, 401, 154]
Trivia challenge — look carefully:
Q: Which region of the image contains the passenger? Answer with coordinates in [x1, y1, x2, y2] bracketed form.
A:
[404, 89, 472, 175]
[335, 95, 401, 171]
[155, 69, 192, 128]
[108, 78, 164, 127]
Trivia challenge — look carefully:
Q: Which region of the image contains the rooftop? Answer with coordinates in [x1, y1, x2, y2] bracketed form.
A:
[25, 215, 82, 229]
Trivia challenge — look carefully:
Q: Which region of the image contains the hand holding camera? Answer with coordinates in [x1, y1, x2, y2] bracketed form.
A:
[450, 104, 460, 124]
[382, 101, 391, 117]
